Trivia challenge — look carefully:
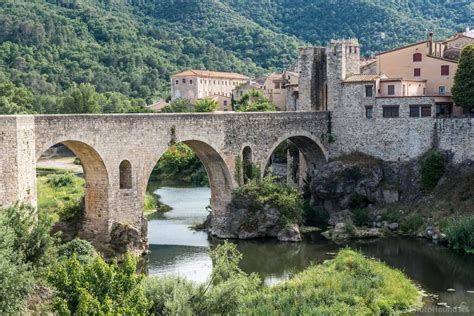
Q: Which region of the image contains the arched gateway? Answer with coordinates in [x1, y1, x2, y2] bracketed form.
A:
[0, 112, 330, 255]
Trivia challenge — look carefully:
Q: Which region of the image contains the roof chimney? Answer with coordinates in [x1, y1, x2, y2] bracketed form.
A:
[466, 26, 471, 33]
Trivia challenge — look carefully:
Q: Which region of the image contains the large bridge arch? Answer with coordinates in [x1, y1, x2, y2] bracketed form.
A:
[141, 138, 234, 217]
[36, 140, 110, 246]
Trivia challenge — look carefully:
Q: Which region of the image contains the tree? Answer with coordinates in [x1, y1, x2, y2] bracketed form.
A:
[452, 44, 474, 112]
[195, 98, 219, 112]
[60, 83, 104, 114]
[235, 89, 277, 112]
[160, 98, 195, 113]
[0, 81, 34, 114]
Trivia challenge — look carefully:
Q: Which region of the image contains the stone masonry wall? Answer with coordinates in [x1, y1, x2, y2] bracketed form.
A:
[436, 118, 474, 163]
[330, 83, 437, 161]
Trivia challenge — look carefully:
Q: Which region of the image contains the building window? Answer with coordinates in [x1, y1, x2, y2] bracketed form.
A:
[413, 53, 422, 62]
[200, 79, 202, 84]
[365, 106, 373, 118]
[383, 105, 399, 118]
[274, 82, 281, 89]
[190, 79, 193, 84]
[388, 85, 395, 96]
[409, 105, 420, 117]
[240, 91, 243, 96]
[421, 105, 431, 117]
[119, 160, 132, 189]
[224, 100, 227, 106]
[182, 79, 186, 84]
[175, 80, 179, 85]
[441, 65, 449, 76]
[439, 86, 446, 96]
[365, 85, 373, 97]
[414, 68, 421, 77]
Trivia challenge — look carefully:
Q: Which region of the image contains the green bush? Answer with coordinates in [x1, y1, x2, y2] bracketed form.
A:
[352, 208, 369, 226]
[57, 239, 96, 264]
[235, 176, 304, 225]
[0, 212, 34, 314]
[1, 204, 54, 267]
[143, 276, 200, 315]
[400, 213, 424, 234]
[421, 150, 446, 191]
[48, 254, 150, 314]
[46, 172, 75, 188]
[241, 249, 422, 315]
[446, 215, 474, 253]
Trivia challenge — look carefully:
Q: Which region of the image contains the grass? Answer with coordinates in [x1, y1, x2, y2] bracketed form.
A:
[37, 172, 84, 223]
[144, 192, 172, 219]
[446, 214, 474, 254]
[243, 249, 422, 315]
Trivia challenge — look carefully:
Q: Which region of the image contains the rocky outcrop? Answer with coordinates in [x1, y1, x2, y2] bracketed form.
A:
[209, 195, 302, 242]
[109, 220, 148, 256]
[309, 153, 422, 214]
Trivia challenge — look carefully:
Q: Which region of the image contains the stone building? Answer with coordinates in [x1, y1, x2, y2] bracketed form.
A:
[292, 37, 465, 162]
[171, 69, 249, 110]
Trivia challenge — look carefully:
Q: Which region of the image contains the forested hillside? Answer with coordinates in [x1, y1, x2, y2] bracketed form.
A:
[0, 0, 472, 113]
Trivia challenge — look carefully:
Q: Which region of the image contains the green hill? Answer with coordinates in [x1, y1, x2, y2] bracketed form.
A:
[0, 0, 472, 112]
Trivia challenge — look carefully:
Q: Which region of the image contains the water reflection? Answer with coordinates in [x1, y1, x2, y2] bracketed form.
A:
[147, 185, 474, 310]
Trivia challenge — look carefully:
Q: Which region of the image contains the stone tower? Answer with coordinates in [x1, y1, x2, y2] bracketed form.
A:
[326, 39, 360, 110]
[297, 47, 327, 111]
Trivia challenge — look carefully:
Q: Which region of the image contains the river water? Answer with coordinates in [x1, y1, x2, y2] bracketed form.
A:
[147, 185, 474, 314]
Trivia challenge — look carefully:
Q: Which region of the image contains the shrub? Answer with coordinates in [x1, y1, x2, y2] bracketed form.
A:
[48, 254, 150, 314]
[235, 176, 304, 225]
[46, 172, 76, 188]
[144, 242, 260, 315]
[57, 239, 96, 264]
[241, 249, 422, 315]
[195, 98, 218, 112]
[400, 213, 424, 234]
[352, 208, 369, 226]
[421, 150, 446, 191]
[446, 215, 474, 253]
[143, 276, 201, 315]
[1, 204, 54, 267]
[144, 192, 158, 211]
[0, 213, 34, 314]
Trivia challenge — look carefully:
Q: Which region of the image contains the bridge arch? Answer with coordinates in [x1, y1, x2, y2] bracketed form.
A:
[142, 139, 234, 216]
[36, 140, 110, 244]
[262, 132, 328, 180]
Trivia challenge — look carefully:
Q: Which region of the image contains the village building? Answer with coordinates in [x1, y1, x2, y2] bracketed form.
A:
[171, 69, 249, 111]
[370, 29, 474, 116]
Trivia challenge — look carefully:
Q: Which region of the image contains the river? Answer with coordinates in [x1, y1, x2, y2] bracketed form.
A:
[147, 185, 474, 314]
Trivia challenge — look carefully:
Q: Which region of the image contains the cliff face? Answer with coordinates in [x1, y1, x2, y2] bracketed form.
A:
[308, 153, 424, 213]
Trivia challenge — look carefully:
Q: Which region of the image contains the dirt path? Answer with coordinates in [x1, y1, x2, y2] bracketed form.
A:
[37, 157, 83, 173]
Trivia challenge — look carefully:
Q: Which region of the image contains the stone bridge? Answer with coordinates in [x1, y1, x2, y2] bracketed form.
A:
[0, 112, 330, 254]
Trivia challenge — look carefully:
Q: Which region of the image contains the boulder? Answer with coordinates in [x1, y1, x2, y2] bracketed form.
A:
[209, 196, 301, 242]
[277, 224, 302, 242]
[110, 221, 147, 255]
[388, 222, 399, 231]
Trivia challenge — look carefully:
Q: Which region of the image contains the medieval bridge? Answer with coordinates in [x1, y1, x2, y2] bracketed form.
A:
[0, 112, 330, 253]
